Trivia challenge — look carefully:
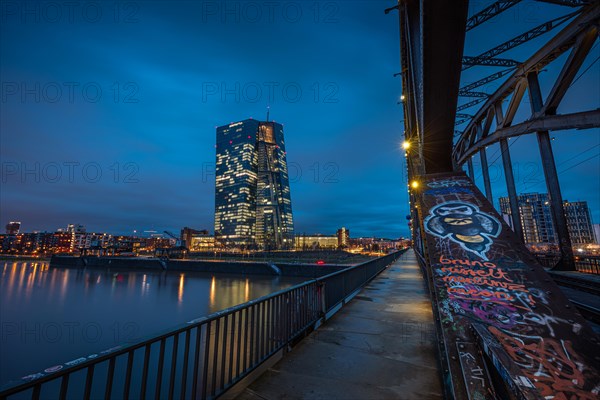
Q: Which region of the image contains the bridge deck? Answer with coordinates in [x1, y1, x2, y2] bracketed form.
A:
[234, 250, 442, 400]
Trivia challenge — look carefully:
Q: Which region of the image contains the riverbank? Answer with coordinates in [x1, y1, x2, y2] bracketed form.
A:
[50, 255, 349, 278]
[0, 255, 50, 262]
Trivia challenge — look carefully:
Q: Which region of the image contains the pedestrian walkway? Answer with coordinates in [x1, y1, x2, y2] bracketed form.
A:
[235, 250, 442, 400]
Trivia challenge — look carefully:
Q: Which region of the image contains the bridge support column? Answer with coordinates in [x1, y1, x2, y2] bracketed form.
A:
[467, 158, 475, 180]
[500, 138, 524, 242]
[527, 72, 575, 271]
[479, 148, 493, 204]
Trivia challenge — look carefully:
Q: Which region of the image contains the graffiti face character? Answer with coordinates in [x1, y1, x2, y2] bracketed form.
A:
[424, 202, 501, 260]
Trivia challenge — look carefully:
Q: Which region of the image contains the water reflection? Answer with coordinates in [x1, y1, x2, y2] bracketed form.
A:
[245, 278, 250, 302]
[0, 261, 305, 384]
[178, 274, 185, 304]
[210, 276, 217, 307]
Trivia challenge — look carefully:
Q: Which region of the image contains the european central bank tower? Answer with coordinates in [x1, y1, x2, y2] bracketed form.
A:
[214, 119, 294, 250]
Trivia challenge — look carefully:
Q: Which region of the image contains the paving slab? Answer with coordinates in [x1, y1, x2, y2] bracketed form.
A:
[236, 250, 442, 400]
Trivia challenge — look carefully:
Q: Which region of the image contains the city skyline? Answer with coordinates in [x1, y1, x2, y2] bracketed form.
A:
[1, 1, 598, 238]
[499, 192, 597, 245]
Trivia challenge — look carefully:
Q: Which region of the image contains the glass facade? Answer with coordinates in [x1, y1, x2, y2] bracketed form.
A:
[214, 119, 294, 249]
[564, 201, 596, 245]
[499, 193, 596, 245]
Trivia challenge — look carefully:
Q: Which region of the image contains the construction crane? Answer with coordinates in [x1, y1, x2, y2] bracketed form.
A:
[163, 231, 182, 247]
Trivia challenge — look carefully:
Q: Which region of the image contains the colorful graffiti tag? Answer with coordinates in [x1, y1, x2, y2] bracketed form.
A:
[424, 202, 501, 260]
[427, 179, 472, 188]
[489, 327, 599, 400]
[436, 256, 531, 329]
[436, 254, 598, 398]
[417, 173, 600, 399]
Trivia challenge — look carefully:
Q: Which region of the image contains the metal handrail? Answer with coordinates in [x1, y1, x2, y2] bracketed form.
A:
[0, 250, 404, 399]
[533, 253, 600, 274]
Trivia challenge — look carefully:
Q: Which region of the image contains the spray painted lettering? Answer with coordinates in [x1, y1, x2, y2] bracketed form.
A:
[489, 327, 598, 400]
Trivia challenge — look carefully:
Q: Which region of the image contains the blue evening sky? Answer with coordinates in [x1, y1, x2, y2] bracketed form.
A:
[1, 1, 598, 238]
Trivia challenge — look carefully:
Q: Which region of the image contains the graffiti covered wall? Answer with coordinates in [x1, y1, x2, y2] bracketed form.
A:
[416, 173, 599, 399]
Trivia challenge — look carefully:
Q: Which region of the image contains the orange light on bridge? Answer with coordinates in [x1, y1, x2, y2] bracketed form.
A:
[402, 141, 411, 150]
[411, 181, 419, 189]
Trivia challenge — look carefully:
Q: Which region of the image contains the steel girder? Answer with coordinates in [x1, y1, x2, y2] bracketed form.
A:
[536, 0, 591, 6]
[458, 90, 489, 98]
[398, 0, 469, 175]
[453, 4, 599, 165]
[459, 68, 516, 92]
[462, 56, 520, 69]
[462, 12, 579, 71]
[466, 0, 522, 31]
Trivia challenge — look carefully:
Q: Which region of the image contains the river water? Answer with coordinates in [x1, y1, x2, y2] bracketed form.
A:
[0, 261, 306, 384]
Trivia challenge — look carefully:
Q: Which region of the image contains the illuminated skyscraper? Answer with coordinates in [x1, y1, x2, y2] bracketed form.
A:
[499, 193, 596, 245]
[214, 118, 294, 250]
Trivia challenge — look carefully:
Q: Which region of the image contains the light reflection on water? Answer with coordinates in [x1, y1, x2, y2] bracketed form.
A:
[0, 261, 304, 384]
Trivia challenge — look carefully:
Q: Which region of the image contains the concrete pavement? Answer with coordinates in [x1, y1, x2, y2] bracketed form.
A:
[235, 250, 442, 400]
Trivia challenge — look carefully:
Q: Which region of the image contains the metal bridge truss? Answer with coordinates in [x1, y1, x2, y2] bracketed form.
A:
[391, 1, 600, 399]
[454, 4, 600, 271]
[466, 1, 591, 32]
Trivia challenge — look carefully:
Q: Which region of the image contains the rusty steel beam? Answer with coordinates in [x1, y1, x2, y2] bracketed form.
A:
[460, 68, 515, 92]
[466, 0, 522, 31]
[543, 26, 598, 115]
[536, 0, 590, 6]
[462, 12, 579, 71]
[455, 110, 600, 165]
[458, 90, 489, 98]
[457, 98, 487, 112]
[395, 0, 469, 175]
[453, 5, 600, 163]
[462, 56, 520, 69]
[527, 71, 575, 271]
[480, 148, 494, 203]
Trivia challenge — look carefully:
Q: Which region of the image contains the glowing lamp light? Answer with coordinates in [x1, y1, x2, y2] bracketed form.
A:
[411, 181, 419, 189]
[402, 141, 410, 150]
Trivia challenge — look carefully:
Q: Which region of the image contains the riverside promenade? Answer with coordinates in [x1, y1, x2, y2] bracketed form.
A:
[234, 250, 442, 400]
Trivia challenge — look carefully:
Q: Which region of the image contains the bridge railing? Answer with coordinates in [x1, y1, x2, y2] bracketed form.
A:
[0, 251, 404, 400]
[574, 255, 600, 274]
[533, 253, 600, 274]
